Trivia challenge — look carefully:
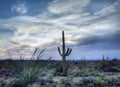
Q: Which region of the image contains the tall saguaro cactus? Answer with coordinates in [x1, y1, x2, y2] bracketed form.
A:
[58, 31, 72, 75]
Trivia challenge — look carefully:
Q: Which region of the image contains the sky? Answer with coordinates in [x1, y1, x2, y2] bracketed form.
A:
[0, 0, 120, 60]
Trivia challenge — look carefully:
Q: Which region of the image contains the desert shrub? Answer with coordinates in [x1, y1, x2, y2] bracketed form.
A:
[60, 77, 73, 87]
[0, 78, 5, 87]
[16, 67, 42, 86]
[13, 48, 45, 86]
[79, 68, 100, 76]
[55, 64, 63, 75]
[46, 69, 56, 79]
[67, 66, 80, 77]
[110, 58, 120, 66]
[78, 78, 94, 86]
[68, 67, 100, 77]
[39, 68, 56, 79]
[97, 57, 119, 72]
[93, 77, 115, 86]
[45, 82, 56, 87]
[78, 77, 120, 86]
[0, 77, 16, 87]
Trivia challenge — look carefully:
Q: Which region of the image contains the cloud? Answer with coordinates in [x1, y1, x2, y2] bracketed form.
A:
[94, 0, 120, 16]
[77, 30, 120, 47]
[48, 0, 91, 14]
[11, 3, 27, 15]
[0, 0, 120, 59]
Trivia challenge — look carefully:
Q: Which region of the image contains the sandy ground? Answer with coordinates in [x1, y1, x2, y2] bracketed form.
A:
[28, 73, 120, 87]
[40, 72, 120, 83]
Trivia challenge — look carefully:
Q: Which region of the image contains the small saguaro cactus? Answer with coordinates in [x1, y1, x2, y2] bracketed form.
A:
[58, 31, 72, 75]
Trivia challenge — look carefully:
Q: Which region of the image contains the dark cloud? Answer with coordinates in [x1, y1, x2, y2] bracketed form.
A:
[78, 36, 101, 45]
[112, 30, 120, 42]
[76, 30, 120, 50]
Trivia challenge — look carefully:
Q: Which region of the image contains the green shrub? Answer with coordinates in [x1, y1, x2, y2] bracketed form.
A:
[68, 67, 100, 77]
[45, 82, 56, 87]
[0, 77, 16, 87]
[79, 68, 100, 76]
[60, 77, 73, 85]
[14, 48, 45, 86]
[67, 66, 80, 76]
[94, 77, 110, 85]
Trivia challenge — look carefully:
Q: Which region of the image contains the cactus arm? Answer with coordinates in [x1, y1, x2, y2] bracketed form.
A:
[69, 49, 72, 55]
[65, 48, 70, 56]
[66, 48, 72, 56]
[58, 47, 62, 56]
[68, 49, 72, 56]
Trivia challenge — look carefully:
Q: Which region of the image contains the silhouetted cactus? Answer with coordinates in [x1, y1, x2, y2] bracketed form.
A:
[58, 31, 72, 75]
[102, 55, 105, 61]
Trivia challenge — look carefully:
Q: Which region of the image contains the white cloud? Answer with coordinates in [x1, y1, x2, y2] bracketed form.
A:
[48, 0, 91, 14]
[11, 3, 27, 15]
[0, 0, 120, 59]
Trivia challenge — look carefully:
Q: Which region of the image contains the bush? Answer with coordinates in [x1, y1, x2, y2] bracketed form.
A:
[60, 77, 73, 87]
[67, 66, 80, 77]
[0, 77, 16, 87]
[13, 48, 45, 86]
[68, 67, 100, 77]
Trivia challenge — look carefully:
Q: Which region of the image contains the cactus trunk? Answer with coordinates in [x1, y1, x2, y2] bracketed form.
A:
[62, 31, 66, 74]
[58, 31, 72, 76]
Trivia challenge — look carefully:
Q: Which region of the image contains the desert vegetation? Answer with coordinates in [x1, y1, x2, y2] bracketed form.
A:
[0, 31, 120, 87]
[58, 31, 72, 76]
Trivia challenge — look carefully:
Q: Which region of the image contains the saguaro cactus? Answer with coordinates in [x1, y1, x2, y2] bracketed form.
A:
[58, 31, 72, 75]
